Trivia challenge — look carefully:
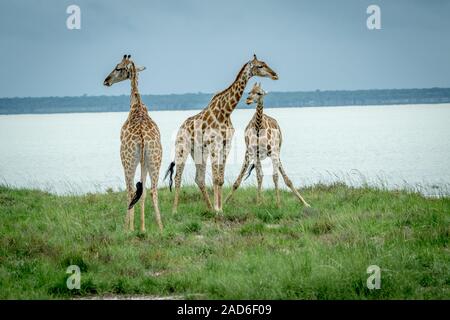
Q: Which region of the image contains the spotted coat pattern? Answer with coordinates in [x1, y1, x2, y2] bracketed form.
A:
[120, 61, 163, 232]
[169, 56, 279, 213]
[225, 83, 310, 207]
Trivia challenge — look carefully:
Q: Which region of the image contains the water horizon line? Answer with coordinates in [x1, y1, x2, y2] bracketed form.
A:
[1, 86, 450, 100]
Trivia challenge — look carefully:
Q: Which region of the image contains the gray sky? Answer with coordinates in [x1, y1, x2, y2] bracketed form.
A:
[0, 0, 449, 98]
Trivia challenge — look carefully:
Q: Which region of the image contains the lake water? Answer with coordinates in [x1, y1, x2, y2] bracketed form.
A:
[0, 104, 449, 196]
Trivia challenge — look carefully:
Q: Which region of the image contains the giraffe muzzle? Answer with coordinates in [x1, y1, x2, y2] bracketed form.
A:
[103, 78, 112, 86]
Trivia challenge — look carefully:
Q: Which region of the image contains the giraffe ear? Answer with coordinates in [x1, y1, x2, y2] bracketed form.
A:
[135, 65, 146, 72]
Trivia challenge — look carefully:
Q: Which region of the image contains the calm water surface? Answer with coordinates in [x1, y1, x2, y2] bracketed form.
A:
[0, 104, 449, 196]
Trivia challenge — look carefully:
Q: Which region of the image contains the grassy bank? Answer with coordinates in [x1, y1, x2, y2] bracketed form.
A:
[0, 184, 448, 299]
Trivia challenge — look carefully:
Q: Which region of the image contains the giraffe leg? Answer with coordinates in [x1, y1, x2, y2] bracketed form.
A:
[124, 187, 133, 230]
[278, 161, 310, 207]
[217, 181, 223, 212]
[142, 140, 163, 232]
[212, 182, 223, 213]
[172, 151, 188, 214]
[211, 155, 227, 213]
[255, 159, 263, 204]
[217, 161, 227, 212]
[171, 130, 191, 214]
[139, 165, 148, 232]
[194, 161, 213, 211]
[149, 163, 163, 232]
[271, 156, 280, 207]
[122, 144, 140, 232]
[225, 151, 250, 204]
[211, 161, 221, 213]
[172, 161, 184, 214]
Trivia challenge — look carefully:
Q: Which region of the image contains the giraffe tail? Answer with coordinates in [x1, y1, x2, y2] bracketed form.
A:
[128, 182, 143, 209]
[164, 161, 176, 192]
[244, 163, 256, 180]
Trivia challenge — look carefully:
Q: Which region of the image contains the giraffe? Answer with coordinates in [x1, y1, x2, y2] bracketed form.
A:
[225, 82, 310, 207]
[165, 55, 278, 213]
[104, 54, 163, 232]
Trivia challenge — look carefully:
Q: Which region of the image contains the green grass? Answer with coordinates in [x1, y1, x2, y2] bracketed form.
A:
[0, 183, 449, 299]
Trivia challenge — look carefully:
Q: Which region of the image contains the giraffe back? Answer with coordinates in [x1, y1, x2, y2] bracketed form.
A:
[245, 113, 282, 159]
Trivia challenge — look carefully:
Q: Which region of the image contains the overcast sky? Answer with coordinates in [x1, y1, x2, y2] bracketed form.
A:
[0, 0, 449, 98]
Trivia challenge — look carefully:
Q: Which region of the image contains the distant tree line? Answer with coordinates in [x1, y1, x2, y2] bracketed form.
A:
[1, 88, 449, 115]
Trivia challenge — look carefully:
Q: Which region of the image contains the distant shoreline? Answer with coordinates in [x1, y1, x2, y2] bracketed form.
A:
[0, 102, 449, 117]
[1, 88, 449, 115]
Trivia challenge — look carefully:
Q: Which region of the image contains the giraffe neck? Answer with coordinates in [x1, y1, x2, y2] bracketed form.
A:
[209, 62, 251, 119]
[129, 63, 144, 112]
[254, 99, 264, 132]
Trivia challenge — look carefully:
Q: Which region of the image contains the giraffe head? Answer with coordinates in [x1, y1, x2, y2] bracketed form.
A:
[246, 82, 267, 105]
[103, 54, 146, 86]
[248, 54, 278, 80]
